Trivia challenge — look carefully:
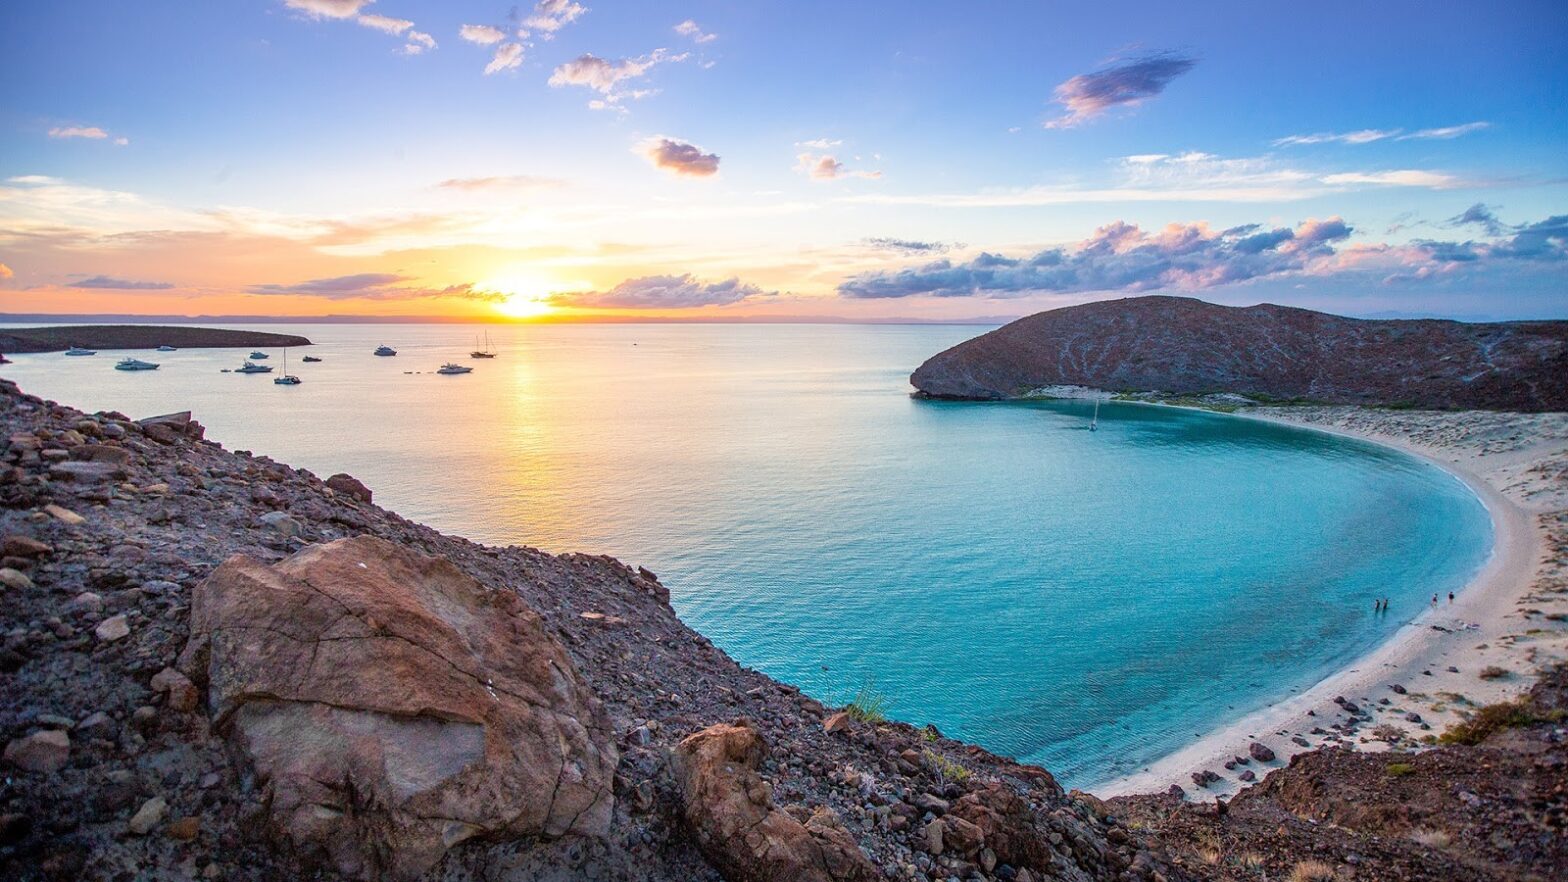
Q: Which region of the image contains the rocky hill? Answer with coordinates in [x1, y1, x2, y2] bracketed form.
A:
[0, 326, 310, 354]
[1, 377, 1562, 882]
[910, 297, 1568, 411]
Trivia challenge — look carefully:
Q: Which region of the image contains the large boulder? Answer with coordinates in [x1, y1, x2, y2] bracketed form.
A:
[672, 720, 875, 882]
[180, 536, 616, 880]
[326, 472, 373, 504]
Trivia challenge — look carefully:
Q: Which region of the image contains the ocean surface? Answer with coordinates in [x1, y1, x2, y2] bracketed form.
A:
[0, 322, 1494, 787]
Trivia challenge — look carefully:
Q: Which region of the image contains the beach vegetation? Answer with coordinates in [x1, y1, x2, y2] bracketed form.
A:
[920, 724, 940, 742]
[1384, 762, 1414, 777]
[1437, 698, 1550, 745]
[1410, 828, 1452, 848]
[921, 748, 970, 785]
[1477, 665, 1509, 680]
[844, 680, 888, 723]
[1372, 723, 1405, 743]
[1288, 859, 1339, 881]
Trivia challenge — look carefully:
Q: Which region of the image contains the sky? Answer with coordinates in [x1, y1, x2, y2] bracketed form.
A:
[1, 0, 1566, 322]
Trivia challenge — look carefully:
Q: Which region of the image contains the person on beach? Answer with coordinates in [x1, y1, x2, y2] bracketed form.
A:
[1448, 591, 1455, 604]
[1431, 594, 1438, 606]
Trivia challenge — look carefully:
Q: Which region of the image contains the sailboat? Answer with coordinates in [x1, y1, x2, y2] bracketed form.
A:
[470, 330, 497, 359]
[1089, 397, 1100, 432]
[274, 349, 301, 385]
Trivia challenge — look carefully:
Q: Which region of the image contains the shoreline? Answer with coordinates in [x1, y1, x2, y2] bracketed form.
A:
[1094, 405, 1563, 800]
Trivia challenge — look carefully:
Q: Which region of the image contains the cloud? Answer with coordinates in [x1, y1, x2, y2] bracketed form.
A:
[484, 43, 524, 74]
[245, 273, 505, 302]
[0, 263, 14, 280]
[282, 0, 370, 19]
[553, 274, 772, 308]
[401, 30, 436, 54]
[459, 24, 506, 44]
[521, 0, 586, 38]
[839, 216, 1355, 298]
[674, 20, 716, 43]
[435, 175, 564, 192]
[797, 138, 842, 150]
[1046, 52, 1196, 128]
[355, 12, 410, 34]
[66, 275, 175, 290]
[48, 125, 126, 145]
[635, 137, 720, 177]
[795, 153, 882, 181]
[548, 49, 687, 105]
[1319, 170, 1461, 188]
[1449, 203, 1510, 236]
[862, 238, 954, 254]
[1274, 121, 1489, 147]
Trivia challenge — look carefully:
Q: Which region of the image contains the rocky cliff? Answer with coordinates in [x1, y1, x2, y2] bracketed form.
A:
[910, 297, 1568, 411]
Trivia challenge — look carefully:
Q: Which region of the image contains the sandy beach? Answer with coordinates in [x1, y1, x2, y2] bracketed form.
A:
[1095, 405, 1568, 800]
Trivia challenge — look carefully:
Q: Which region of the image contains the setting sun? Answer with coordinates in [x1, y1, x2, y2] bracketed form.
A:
[480, 271, 559, 319]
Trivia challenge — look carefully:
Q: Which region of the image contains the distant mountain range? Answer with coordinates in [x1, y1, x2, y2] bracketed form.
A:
[911, 296, 1568, 411]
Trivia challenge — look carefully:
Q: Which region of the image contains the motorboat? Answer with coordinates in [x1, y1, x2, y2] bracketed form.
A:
[235, 361, 273, 374]
[114, 358, 159, 371]
[249, 351, 269, 359]
[301, 355, 323, 363]
[374, 345, 397, 356]
[436, 362, 473, 375]
[156, 345, 177, 352]
[64, 346, 96, 356]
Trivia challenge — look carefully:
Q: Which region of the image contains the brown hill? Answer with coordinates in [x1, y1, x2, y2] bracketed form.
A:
[0, 325, 310, 354]
[910, 296, 1568, 411]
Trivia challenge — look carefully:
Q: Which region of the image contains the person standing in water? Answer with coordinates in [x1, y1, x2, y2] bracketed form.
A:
[1448, 591, 1455, 604]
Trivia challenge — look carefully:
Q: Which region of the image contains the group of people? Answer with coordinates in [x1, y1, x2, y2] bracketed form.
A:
[1379, 592, 1456, 612]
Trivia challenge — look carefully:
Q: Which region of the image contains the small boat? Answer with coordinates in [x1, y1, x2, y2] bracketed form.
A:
[471, 331, 497, 359]
[374, 345, 397, 357]
[64, 346, 97, 356]
[274, 348, 301, 382]
[114, 358, 160, 371]
[436, 362, 473, 375]
[156, 345, 177, 352]
[301, 355, 323, 363]
[1089, 397, 1100, 432]
[235, 360, 273, 374]
[249, 351, 269, 359]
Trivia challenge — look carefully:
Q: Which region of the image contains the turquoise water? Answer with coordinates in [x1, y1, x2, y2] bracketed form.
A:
[0, 323, 1493, 786]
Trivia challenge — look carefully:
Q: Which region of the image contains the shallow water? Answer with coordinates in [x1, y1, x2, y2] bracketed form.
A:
[1, 322, 1493, 786]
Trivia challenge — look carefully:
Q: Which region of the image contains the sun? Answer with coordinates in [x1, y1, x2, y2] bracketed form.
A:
[479, 271, 558, 319]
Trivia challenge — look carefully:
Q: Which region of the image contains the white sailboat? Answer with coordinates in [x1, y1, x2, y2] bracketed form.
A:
[274, 349, 301, 385]
[1089, 397, 1100, 432]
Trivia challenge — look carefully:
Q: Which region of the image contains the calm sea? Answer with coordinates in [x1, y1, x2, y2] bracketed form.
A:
[0, 323, 1493, 786]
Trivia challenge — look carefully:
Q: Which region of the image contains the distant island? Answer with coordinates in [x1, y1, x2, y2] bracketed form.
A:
[0, 325, 312, 354]
[910, 295, 1568, 411]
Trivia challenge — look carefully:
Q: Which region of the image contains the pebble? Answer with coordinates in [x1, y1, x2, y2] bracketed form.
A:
[128, 796, 168, 835]
[2, 729, 70, 773]
[94, 614, 131, 642]
[43, 504, 85, 525]
[0, 567, 35, 590]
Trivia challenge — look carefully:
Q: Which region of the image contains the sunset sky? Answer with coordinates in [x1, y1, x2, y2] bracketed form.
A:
[1, 0, 1565, 321]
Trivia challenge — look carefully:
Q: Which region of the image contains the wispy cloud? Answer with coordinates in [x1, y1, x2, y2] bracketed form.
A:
[48, 125, 128, 146]
[674, 20, 717, 43]
[862, 238, 954, 255]
[484, 43, 524, 74]
[435, 175, 565, 192]
[1274, 121, 1489, 146]
[1046, 52, 1196, 128]
[797, 138, 843, 150]
[355, 12, 410, 34]
[553, 274, 771, 308]
[520, 0, 586, 38]
[281, 0, 369, 19]
[795, 153, 882, 181]
[67, 275, 175, 290]
[1448, 202, 1510, 236]
[0, 262, 12, 280]
[246, 272, 504, 301]
[549, 49, 687, 106]
[459, 24, 506, 45]
[636, 137, 720, 177]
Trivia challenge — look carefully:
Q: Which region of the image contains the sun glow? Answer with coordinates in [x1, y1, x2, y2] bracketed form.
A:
[481, 271, 558, 319]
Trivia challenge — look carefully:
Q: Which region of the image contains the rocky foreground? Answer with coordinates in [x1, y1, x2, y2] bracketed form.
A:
[910, 296, 1568, 411]
[0, 326, 311, 355]
[1, 377, 1564, 882]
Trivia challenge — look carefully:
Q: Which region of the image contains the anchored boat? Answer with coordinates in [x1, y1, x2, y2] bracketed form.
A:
[436, 362, 473, 375]
[374, 345, 397, 356]
[114, 358, 160, 371]
[235, 360, 273, 374]
[64, 347, 96, 356]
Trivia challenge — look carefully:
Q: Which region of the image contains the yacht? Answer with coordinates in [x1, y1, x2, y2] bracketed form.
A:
[156, 345, 177, 352]
[436, 362, 473, 375]
[273, 349, 301, 385]
[235, 361, 273, 374]
[249, 351, 269, 359]
[374, 345, 397, 356]
[63, 346, 97, 356]
[470, 331, 497, 359]
[301, 355, 323, 363]
[114, 358, 160, 371]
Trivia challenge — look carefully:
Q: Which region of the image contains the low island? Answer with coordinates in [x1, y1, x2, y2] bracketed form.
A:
[0, 325, 312, 355]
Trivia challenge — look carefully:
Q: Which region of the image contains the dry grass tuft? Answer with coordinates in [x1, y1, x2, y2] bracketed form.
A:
[1288, 859, 1338, 882]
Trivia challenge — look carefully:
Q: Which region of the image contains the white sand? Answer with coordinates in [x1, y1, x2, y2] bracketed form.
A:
[1093, 406, 1568, 800]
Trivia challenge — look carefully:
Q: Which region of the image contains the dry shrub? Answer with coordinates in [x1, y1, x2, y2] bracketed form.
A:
[1289, 859, 1338, 882]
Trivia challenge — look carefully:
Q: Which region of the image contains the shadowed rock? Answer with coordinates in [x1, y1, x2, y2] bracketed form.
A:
[911, 295, 1568, 410]
[180, 535, 617, 880]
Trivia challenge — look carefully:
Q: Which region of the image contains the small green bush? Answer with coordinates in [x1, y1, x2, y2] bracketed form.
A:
[1438, 699, 1537, 745]
[844, 680, 887, 723]
[1385, 762, 1415, 777]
